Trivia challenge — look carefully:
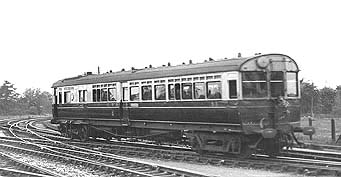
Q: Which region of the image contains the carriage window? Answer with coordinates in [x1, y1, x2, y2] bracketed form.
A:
[182, 83, 193, 99]
[207, 81, 222, 99]
[229, 80, 237, 99]
[123, 87, 129, 101]
[270, 71, 284, 97]
[175, 83, 181, 100]
[92, 89, 101, 102]
[130, 86, 140, 101]
[58, 92, 62, 104]
[168, 84, 175, 100]
[96, 89, 101, 101]
[108, 88, 117, 101]
[142, 85, 152, 100]
[79, 90, 83, 102]
[287, 72, 298, 97]
[169, 83, 181, 100]
[79, 90, 86, 102]
[194, 82, 205, 99]
[155, 84, 166, 100]
[64, 91, 71, 103]
[101, 88, 108, 101]
[242, 72, 267, 98]
[92, 89, 97, 102]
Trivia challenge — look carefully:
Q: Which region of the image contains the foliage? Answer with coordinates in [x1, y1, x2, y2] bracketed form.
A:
[300, 80, 340, 116]
[22, 88, 52, 115]
[332, 86, 341, 115]
[0, 81, 20, 115]
[0, 80, 52, 116]
[319, 87, 336, 114]
[300, 80, 320, 115]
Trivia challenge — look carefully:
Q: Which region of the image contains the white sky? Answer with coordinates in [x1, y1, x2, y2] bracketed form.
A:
[1, 0, 340, 93]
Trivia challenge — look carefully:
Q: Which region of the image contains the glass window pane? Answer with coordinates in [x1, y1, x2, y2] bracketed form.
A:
[194, 82, 205, 99]
[101, 88, 108, 101]
[83, 90, 87, 102]
[271, 71, 284, 80]
[287, 82, 298, 97]
[242, 82, 267, 98]
[142, 85, 152, 100]
[92, 89, 97, 102]
[287, 72, 298, 97]
[270, 72, 284, 97]
[58, 92, 62, 104]
[207, 81, 222, 99]
[168, 84, 175, 100]
[79, 90, 86, 102]
[271, 82, 284, 97]
[108, 88, 117, 101]
[64, 92, 71, 103]
[130, 86, 140, 101]
[123, 87, 129, 101]
[242, 72, 266, 81]
[182, 83, 192, 99]
[79, 90, 83, 102]
[229, 80, 237, 99]
[175, 84, 181, 100]
[96, 89, 101, 102]
[287, 72, 297, 81]
[155, 84, 166, 100]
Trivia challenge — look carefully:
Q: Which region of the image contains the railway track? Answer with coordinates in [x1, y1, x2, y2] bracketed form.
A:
[0, 151, 62, 177]
[0, 117, 211, 177]
[2, 116, 341, 176]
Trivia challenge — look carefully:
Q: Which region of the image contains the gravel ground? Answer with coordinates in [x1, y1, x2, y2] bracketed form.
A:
[9, 152, 100, 177]
[0, 129, 304, 177]
[130, 158, 304, 177]
[3, 149, 304, 177]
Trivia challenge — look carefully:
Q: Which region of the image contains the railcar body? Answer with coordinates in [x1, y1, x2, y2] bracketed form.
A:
[51, 53, 314, 155]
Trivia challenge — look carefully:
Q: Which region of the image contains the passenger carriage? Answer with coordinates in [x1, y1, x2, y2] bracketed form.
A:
[51, 53, 314, 155]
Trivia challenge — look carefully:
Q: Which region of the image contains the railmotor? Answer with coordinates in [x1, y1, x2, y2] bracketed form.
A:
[51, 53, 314, 156]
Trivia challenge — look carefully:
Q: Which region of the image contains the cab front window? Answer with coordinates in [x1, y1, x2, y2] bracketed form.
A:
[242, 72, 267, 98]
[270, 71, 284, 97]
[287, 72, 298, 97]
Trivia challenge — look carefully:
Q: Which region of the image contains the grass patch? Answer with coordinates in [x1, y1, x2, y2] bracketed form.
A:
[296, 116, 341, 144]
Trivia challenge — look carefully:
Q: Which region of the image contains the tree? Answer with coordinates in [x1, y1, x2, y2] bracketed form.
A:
[22, 88, 52, 115]
[319, 87, 336, 114]
[300, 80, 320, 115]
[332, 86, 341, 115]
[0, 81, 19, 115]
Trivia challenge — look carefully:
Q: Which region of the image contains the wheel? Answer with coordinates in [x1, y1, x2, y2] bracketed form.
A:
[79, 125, 89, 142]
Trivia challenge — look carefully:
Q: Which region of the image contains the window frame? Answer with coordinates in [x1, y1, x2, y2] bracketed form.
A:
[241, 71, 268, 99]
[181, 83, 193, 99]
[194, 82, 206, 99]
[228, 80, 237, 99]
[206, 81, 222, 99]
[286, 72, 299, 98]
[130, 86, 140, 101]
[155, 84, 166, 100]
[141, 85, 152, 101]
[270, 71, 284, 98]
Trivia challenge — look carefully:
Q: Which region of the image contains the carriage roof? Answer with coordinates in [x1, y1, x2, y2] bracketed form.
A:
[52, 53, 297, 88]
